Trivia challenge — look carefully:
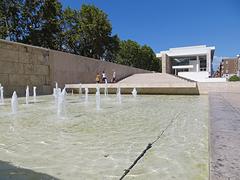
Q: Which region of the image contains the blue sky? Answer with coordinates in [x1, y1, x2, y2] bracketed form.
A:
[59, 0, 240, 69]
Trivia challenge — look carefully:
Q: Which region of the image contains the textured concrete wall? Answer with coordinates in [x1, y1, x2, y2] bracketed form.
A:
[0, 39, 150, 97]
[0, 39, 51, 97]
[50, 50, 150, 89]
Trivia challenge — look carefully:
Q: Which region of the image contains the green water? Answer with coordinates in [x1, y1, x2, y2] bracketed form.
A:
[0, 94, 209, 179]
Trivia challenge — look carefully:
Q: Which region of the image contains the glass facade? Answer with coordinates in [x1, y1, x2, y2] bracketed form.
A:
[169, 55, 207, 74]
[199, 56, 207, 71]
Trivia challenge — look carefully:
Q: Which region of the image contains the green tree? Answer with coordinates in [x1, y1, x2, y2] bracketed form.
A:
[61, 7, 82, 54]
[21, 0, 44, 44]
[103, 35, 120, 62]
[140, 45, 155, 69]
[116, 40, 141, 66]
[22, 0, 63, 50]
[116, 40, 161, 71]
[151, 57, 162, 72]
[140, 45, 161, 71]
[0, 0, 63, 49]
[61, 4, 119, 61]
[0, 0, 23, 41]
[229, 75, 240, 81]
[78, 4, 119, 60]
[0, 0, 8, 39]
[41, 0, 63, 49]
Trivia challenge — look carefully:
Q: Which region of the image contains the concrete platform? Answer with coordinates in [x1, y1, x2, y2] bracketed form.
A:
[65, 73, 240, 95]
[65, 73, 199, 95]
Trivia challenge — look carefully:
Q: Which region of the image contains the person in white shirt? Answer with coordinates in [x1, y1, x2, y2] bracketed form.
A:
[102, 71, 107, 83]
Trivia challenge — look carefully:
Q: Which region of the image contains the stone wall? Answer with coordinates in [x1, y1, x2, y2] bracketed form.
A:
[50, 50, 150, 89]
[0, 39, 150, 97]
[0, 40, 51, 97]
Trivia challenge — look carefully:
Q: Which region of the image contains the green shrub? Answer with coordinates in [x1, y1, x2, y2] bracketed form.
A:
[229, 75, 240, 81]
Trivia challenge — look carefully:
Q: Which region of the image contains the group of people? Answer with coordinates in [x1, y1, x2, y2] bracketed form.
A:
[96, 71, 116, 83]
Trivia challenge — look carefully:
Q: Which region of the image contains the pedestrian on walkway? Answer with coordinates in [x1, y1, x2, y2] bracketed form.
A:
[112, 71, 116, 83]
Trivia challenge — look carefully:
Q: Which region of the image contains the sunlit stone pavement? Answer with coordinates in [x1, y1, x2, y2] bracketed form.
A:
[209, 93, 240, 180]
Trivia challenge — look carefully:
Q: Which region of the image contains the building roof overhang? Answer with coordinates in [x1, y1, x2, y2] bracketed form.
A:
[156, 45, 215, 59]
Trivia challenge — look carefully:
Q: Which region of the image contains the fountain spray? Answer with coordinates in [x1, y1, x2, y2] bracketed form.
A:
[11, 91, 18, 114]
[96, 86, 100, 110]
[33, 86, 37, 102]
[26, 85, 29, 104]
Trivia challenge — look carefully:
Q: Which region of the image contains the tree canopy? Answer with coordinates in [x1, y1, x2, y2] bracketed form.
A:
[0, 0, 22, 41]
[116, 40, 161, 71]
[60, 4, 120, 61]
[0, 1, 161, 72]
[22, 0, 63, 50]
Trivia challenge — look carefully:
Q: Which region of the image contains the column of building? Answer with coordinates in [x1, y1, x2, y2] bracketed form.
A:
[206, 49, 212, 76]
[196, 56, 200, 72]
[161, 53, 167, 73]
[161, 53, 171, 74]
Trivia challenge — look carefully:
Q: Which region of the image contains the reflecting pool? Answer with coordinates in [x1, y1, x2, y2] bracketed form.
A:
[0, 94, 209, 180]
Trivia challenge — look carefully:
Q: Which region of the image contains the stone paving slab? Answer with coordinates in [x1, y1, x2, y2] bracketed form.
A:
[209, 93, 240, 180]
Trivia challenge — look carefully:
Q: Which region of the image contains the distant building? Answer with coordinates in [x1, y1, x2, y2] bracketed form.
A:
[156, 45, 219, 82]
[221, 58, 239, 78]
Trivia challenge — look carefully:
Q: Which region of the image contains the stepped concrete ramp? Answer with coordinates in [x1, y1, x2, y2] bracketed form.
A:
[65, 73, 199, 95]
[118, 73, 195, 86]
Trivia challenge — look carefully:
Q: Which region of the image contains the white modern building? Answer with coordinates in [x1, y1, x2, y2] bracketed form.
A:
[156, 45, 226, 82]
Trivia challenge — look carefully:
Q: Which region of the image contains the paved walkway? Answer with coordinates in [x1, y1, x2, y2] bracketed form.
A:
[209, 93, 240, 180]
